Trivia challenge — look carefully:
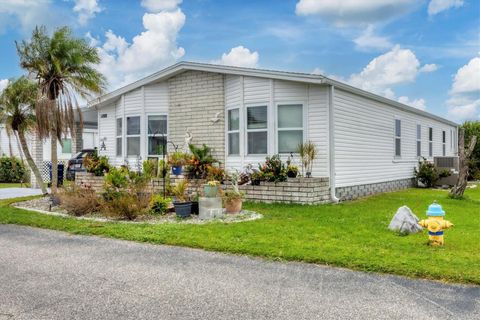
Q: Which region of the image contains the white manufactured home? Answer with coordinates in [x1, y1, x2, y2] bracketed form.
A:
[88, 62, 458, 201]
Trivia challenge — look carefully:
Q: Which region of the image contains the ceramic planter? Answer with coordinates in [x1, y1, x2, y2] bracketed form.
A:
[171, 165, 183, 175]
[203, 185, 219, 197]
[225, 198, 243, 214]
[173, 201, 192, 218]
[287, 171, 298, 178]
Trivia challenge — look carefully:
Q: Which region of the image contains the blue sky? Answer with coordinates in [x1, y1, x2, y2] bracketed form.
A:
[0, 0, 479, 121]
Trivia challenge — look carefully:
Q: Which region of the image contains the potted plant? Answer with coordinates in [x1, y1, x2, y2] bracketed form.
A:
[223, 171, 244, 214]
[172, 179, 191, 218]
[204, 180, 219, 197]
[286, 164, 299, 178]
[298, 141, 317, 178]
[250, 171, 262, 186]
[168, 152, 187, 175]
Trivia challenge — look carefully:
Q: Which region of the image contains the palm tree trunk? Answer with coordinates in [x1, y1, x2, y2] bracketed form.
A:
[50, 128, 58, 194]
[18, 130, 48, 194]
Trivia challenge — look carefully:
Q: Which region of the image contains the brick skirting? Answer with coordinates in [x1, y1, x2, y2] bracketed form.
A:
[336, 178, 414, 201]
[75, 172, 331, 205]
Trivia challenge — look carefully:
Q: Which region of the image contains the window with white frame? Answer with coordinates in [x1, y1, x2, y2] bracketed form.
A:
[61, 138, 71, 154]
[450, 129, 453, 152]
[442, 130, 446, 156]
[429, 127, 433, 157]
[126, 116, 140, 157]
[227, 109, 240, 155]
[116, 118, 122, 157]
[246, 106, 268, 154]
[147, 115, 167, 156]
[416, 124, 421, 157]
[395, 119, 401, 157]
[277, 104, 303, 153]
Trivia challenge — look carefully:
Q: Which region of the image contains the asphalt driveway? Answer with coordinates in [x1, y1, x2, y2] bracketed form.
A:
[0, 225, 478, 320]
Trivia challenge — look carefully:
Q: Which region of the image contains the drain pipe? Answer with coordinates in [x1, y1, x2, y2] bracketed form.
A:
[328, 84, 339, 203]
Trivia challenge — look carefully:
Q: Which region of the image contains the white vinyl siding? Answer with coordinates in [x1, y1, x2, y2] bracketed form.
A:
[334, 88, 456, 188]
[98, 103, 116, 161]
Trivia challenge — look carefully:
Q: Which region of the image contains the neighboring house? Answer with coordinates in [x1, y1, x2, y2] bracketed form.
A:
[1, 108, 98, 186]
[88, 61, 458, 201]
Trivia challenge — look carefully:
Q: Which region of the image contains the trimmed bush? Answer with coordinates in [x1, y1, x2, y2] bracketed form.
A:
[0, 156, 27, 183]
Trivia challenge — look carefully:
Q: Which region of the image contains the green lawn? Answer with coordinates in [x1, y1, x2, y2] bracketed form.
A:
[0, 183, 29, 188]
[1, 186, 479, 284]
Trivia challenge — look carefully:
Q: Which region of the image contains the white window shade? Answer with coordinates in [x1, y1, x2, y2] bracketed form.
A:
[278, 104, 302, 128]
[247, 106, 267, 129]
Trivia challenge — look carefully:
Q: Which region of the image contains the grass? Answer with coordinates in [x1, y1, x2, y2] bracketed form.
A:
[0, 183, 29, 188]
[0, 186, 479, 284]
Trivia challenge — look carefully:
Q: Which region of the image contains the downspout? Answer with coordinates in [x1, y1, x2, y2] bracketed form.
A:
[328, 84, 339, 203]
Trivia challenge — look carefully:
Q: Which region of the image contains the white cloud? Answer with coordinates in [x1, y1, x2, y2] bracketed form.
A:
[348, 45, 423, 93]
[447, 55, 480, 121]
[311, 68, 325, 75]
[73, 0, 102, 25]
[419, 63, 438, 73]
[141, 0, 182, 12]
[0, 0, 63, 33]
[450, 56, 480, 94]
[295, 0, 418, 26]
[428, 0, 464, 15]
[214, 46, 259, 68]
[398, 96, 427, 110]
[0, 79, 9, 94]
[354, 25, 392, 51]
[92, 5, 185, 89]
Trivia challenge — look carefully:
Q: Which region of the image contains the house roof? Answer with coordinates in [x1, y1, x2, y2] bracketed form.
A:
[88, 61, 458, 127]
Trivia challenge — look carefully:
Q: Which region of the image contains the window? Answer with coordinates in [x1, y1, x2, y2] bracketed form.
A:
[61, 138, 71, 154]
[416, 124, 421, 157]
[246, 106, 268, 154]
[450, 129, 454, 152]
[147, 115, 167, 156]
[126, 116, 140, 156]
[277, 104, 303, 153]
[394, 119, 401, 157]
[116, 118, 122, 157]
[429, 127, 433, 157]
[227, 109, 240, 155]
[442, 130, 446, 156]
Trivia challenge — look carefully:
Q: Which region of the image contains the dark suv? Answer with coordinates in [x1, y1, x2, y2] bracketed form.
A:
[66, 149, 96, 181]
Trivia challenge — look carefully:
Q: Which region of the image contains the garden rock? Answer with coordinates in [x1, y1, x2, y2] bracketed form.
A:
[388, 206, 423, 235]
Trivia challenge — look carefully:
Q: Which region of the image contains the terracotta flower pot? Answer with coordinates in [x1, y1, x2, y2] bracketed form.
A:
[225, 198, 243, 214]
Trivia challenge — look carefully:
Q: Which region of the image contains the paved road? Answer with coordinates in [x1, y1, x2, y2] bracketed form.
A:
[0, 188, 44, 200]
[0, 225, 478, 320]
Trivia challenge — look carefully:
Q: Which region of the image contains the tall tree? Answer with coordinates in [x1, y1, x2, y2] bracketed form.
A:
[16, 26, 106, 193]
[0, 77, 48, 194]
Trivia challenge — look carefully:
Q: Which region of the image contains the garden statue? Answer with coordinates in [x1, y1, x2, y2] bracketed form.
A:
[388, 206, 422, 235]
[184, 129, 193, 153]
[418, 201, 453, 246]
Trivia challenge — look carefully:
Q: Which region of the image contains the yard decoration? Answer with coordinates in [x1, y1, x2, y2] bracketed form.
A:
[204, 180, 219, 197]
[418, 201, 453, 246]
[388, 206, 422, 235]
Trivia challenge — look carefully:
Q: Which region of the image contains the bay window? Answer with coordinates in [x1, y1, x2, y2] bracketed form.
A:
[147, 115, 167, 156]
[277, 104, 303, 153]
[246, 106, 268, 154]
[126, 116, 140, 157]
[228, 109, 240, 155]
[116, 118, 122, 157]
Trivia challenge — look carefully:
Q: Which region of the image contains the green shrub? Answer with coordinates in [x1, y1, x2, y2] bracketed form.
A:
[258, 155, 287, 182]
[149, 195, 172, 215]
[84, 152, 110, 176]
[101, 192, 148, 220]
[414, 158, 451, 188]
[0, 156, 27, 183]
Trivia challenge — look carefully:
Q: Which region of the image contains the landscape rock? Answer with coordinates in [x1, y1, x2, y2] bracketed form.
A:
[388, 206, 423, 235]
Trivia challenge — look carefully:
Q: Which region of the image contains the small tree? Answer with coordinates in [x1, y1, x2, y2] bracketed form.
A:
[450, 128, 477, 198]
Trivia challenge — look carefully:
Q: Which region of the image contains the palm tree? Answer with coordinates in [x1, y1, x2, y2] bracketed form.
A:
[16, 26, 106, 193]
[0, 77, 48, 194]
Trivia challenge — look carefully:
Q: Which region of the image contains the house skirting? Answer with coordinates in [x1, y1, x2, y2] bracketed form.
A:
[336, 178, 414, 201]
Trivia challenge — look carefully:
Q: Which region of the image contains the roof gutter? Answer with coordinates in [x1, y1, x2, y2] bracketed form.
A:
[328, 84, 339, 203]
